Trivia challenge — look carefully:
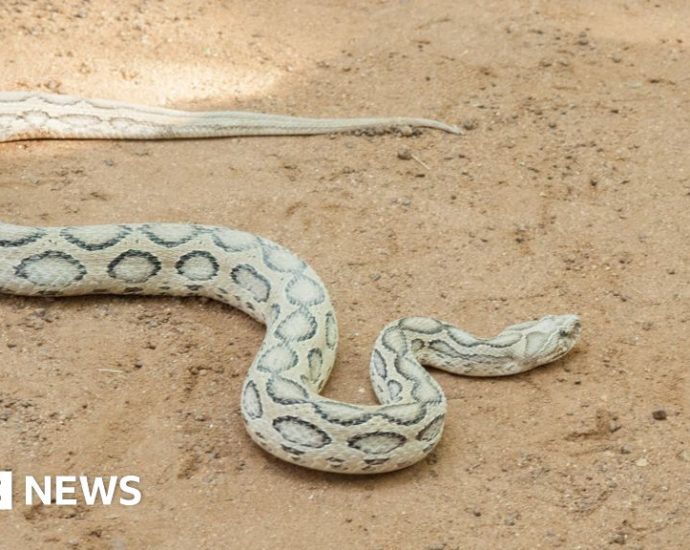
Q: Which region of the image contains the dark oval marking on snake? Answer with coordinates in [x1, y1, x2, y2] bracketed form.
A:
[60, 225, 131, 251]
[325, 312, 337, 349]
[271, 303, 281, 323]
[381, 325, 408, 355]
[446, 325, 519, 349]
[378, 403, 428, 426]
[175, 250, 219, 281]
[231, 264, 270, 303]
[261, 243, 306, 273]
[141, 224, 200, 248]
[371, 349, 387, 380]
[364, 458, 390, 466]
[387, 380, 402, 401]
[256, 344, 298, 372]
[416, 415, 445, 443]
[211, 227, 259, 252]
[266, 376, 309, 405]
[307, 348, 323, 383]
[347, 432, 407, 455]
[429, 339, 463, 358]
[242, 381, 263, 419]
[393, 356, 443, 403]
[399, 317, 443, 334]
[286, 275, 325, 306]
[15, 251, 86, 287]
[312, 401, 373, 426]
[275, 308, 317, 342]
[272, 416, 332, 449]
[281, 445, 305, 456]
[0, 226, 46, 247]
[429, 339, 494, 362]
[107, 250, 162, 283]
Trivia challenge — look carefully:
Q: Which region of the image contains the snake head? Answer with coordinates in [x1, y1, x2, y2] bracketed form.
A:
[506, 314, 581, 369]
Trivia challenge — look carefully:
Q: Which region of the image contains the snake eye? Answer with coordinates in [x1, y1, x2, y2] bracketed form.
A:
[559, 319, 581, 338]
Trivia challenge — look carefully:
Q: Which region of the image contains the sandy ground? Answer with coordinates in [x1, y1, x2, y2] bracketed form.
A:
[1, 1, 689, 548]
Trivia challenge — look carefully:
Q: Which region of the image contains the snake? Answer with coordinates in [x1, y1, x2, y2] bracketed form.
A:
[0, 93, 581, 474]
[0, 92, 461, 141]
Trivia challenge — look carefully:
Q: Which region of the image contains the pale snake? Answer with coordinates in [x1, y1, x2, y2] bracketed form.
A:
[0, 93, 580, 474]
[0, 92, 460, 141]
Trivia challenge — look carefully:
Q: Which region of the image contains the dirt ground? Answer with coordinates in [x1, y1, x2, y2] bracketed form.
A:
[1, 0, 689, 548]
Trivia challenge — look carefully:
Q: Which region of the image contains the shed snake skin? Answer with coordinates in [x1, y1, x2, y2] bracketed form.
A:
[0, 93, 580, 474]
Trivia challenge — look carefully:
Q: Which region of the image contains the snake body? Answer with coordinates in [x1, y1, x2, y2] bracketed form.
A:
[0, 92, 460, 141]
[0, 93, 580, 474]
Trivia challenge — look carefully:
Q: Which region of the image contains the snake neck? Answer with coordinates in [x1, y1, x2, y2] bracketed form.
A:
[376, 315, 580, 378]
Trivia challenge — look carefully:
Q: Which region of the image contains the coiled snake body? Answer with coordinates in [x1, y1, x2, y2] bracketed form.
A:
[0, 93, 580, 474]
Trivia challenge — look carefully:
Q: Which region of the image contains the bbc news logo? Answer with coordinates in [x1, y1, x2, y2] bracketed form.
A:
[0, 472, 10, 511]
[0, 471, 141, 510]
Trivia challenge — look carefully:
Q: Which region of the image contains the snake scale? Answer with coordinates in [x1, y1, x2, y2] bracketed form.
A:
[0, 92, 581, 474]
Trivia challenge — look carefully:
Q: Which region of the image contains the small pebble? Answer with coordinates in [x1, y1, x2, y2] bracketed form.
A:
[504, 512, 519, 526]
[462, 119, 478, 130]
[610, 532, 626, 545]
[397, 148, 412, 160]
[652, 409, 667, 421]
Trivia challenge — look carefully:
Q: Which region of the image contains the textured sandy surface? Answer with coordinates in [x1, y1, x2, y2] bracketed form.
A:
[1, 1, 689, 548]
